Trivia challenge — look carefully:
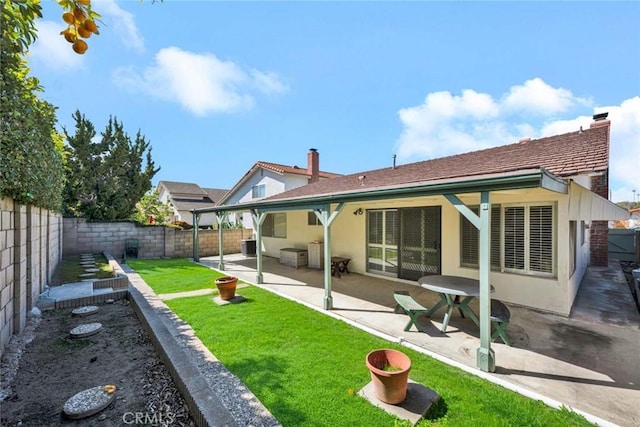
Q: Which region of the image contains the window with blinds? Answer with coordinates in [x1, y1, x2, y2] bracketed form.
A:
[263, 213, 287, 238]
[461, 203, 555, 275]
[529, 205, 553, 273]
[460, 206, 501, 269]
[504, 206, 525, 270]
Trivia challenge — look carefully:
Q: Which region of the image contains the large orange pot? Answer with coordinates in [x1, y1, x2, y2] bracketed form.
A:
[214, 276, 238, 300]
[365, 349, 411, 404]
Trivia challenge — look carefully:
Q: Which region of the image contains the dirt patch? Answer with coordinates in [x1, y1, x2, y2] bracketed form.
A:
[0, 300, 195, 426]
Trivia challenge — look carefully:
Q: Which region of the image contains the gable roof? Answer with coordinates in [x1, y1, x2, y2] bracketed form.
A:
[217, 160, 343, 205]
[203, 188, 229, 203]
[262, 124, 609, 202]
[158, 181, 207, 197]
[256, 161, 342, 179]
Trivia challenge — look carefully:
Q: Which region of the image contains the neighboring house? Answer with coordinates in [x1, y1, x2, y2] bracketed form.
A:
[195, 113, 629, 318]
[157, 181, 228, 226]
[216, 148, 342, 230]
[628, 207, 640, 229]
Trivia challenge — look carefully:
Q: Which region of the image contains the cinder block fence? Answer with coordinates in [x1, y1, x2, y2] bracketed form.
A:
[63, 218, 251, 259]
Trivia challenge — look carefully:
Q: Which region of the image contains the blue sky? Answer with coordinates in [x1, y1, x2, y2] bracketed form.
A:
[31, 1, 640, 202]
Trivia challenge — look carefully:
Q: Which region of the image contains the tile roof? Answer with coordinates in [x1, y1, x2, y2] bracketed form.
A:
[256, 161, 342, 179]
[265, 124, 610, 201]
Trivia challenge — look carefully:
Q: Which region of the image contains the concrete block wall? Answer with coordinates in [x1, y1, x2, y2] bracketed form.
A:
[1, 198, 61, 358]
[63, 218, 250, 259]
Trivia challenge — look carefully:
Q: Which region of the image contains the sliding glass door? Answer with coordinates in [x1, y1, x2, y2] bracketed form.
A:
[367, 207, 441, 280]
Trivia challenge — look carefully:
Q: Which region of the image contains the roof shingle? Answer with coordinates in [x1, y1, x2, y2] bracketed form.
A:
[265, 124, 609, 201]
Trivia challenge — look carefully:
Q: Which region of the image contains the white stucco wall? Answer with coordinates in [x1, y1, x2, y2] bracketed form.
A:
[258, 185, 610, 315]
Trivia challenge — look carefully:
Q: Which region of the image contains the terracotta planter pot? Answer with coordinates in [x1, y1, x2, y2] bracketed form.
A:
[214, 276, 238, 300]
[365, 349, 411, 404]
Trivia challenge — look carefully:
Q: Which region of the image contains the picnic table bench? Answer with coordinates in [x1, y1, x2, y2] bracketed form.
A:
[393, 291, 429, 332]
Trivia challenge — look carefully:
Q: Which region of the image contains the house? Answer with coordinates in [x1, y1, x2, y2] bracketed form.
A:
[157, 181, 228, 226]
[216, 148, 342, 230]
[195, 113, 628, 317]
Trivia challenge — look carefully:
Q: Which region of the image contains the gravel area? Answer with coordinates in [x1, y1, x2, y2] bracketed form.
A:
[0, 300, 195, 426]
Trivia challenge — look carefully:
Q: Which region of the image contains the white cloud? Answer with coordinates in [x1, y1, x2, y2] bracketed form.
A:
[394, 79, 640, 202]
[31, 20, 83, 71]
[502, 78, 592, 115]
[94, 0, 144, 52]
[114, 47, 286, 116]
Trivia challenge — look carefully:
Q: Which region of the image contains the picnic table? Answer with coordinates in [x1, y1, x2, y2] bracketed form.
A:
[330, 257, 351, 278]
[418, 275, 494, 333]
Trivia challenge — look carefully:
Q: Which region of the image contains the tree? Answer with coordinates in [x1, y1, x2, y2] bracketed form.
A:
[1, 0, 65, 211]
[132, 188, 172, 225]
[63, 111, 160, 220]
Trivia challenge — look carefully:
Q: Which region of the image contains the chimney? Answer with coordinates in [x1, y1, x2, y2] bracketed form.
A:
[307, 148, 319, 183]
[590, 112, 610, 129]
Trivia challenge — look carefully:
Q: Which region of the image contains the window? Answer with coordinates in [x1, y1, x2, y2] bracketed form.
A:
[252, 184, 265, 199]
[263, 213, 286, 238]
[308, 212, 321, 226]
[460, 206, 501, 269]
[460, 203, 555, 275]
[580, 220, 586, 246]
[569, 221, 577, 276]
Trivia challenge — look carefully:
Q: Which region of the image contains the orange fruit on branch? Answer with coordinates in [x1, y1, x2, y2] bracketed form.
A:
[84, 19, 98, 33]
[78, 26, 91, 38]
[73, 7, 86, 22]
[72, 39, 88, 54]
[62, 28, 77, 43]
[62, 12, 75, 25]
[78, 0, 91, 5]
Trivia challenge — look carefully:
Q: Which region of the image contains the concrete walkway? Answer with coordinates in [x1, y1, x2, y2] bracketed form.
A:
[199, 255, 640, 427]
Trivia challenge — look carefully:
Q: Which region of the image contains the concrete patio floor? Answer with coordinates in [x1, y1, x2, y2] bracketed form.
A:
[199, 254, 640, 427]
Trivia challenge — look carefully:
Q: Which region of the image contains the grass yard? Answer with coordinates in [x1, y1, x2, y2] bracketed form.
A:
[126, 258, 227, 294]
[132, 259, 591, 426]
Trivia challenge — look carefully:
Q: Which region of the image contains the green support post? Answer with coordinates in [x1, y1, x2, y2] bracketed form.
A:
[251, 209, 267, 284]
[216, 213, 225, 270]
[193, 212, 199, 262]
[477, 191, 495, 372]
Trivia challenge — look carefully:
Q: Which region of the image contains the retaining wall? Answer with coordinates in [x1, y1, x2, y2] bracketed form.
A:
[63, 218, 251, 259]
[0, 198, 62, 357]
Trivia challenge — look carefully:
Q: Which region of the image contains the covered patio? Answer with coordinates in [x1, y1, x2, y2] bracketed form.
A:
[198, 253, 640, 427]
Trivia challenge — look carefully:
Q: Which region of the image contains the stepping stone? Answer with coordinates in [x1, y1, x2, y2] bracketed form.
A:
[81, 279, 95, 282]
[80, 256, 95, 261]
[70, 323, 102, 339]
[79, 272, 96, 278]
[62, 385, 116, 419]
[84, 268, 100, 273]
[72, 306, 99, 317]
[358, 379, 439, 425]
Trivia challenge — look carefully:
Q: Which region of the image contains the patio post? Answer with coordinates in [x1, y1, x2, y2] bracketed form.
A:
[477, 191, 495, 372]
[444, 193, 495, 372]
[251, 209, 267, 284]
[314, 203, 344, 310]
[216, 213, 226, 270]
[193, 212, 199, 262]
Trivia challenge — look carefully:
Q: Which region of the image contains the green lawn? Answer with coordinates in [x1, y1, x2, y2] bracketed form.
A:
[126, 258, 227, 294]
[132, 259, 591, 426]
[51, 253, 113, 285]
